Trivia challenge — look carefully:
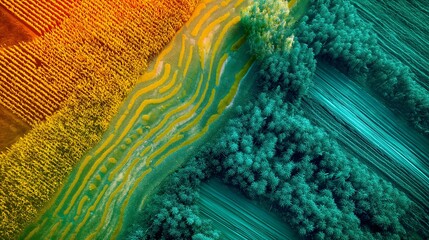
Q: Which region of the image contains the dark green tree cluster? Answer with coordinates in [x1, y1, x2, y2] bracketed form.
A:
[258, 42, 316, 103]
[127, 157, 218, 240]
[294, 0, 429, 136]
[368, 54, 429, 135]
[209, 91, 415, 239]
[241, 0, 316, 104]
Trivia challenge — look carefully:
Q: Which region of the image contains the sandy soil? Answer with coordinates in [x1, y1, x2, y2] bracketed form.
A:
[0, 5, 36, 47]
[0, 104, 30, 151]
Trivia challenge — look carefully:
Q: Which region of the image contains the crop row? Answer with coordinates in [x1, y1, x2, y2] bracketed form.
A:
[0, 44, 72, 124]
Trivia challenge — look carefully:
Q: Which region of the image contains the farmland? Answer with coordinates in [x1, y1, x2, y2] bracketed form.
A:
[1, 0, 429, 239]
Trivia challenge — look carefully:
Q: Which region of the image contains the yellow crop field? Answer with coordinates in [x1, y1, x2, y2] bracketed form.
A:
[0, 0, 199, 238]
